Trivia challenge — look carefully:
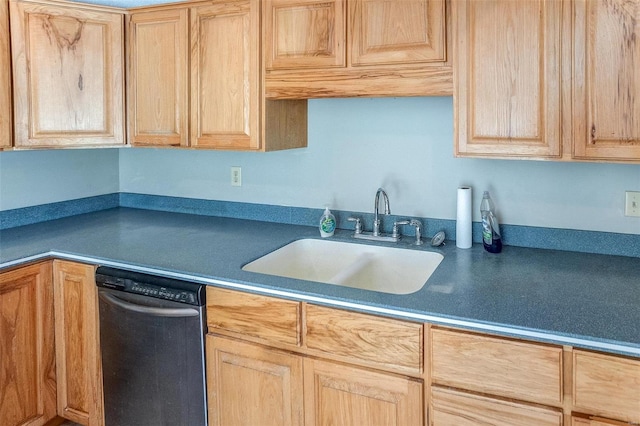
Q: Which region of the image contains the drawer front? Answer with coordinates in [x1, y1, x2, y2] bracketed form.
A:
[206, 287, 300, 347]
[430, 327, 563, 406]
[430, 386, 562, 426]
[573, 350, 640, 424]
[305, 304, 423, 375]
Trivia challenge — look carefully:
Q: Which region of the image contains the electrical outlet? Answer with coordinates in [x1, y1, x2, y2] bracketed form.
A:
[625, 191, 640, 217]
[231, 167, 242, 187]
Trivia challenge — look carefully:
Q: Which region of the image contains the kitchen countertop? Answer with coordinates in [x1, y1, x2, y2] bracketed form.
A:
[1, 207, 638, 357]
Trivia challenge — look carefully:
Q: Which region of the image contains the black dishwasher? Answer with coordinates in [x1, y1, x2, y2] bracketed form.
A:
[96, 266, 208, 426]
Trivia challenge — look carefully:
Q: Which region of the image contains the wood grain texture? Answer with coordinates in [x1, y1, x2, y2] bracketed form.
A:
[10, 0, 125, 148]
[190, 0, 259, 150]
[127, 8, 189, 147]
[0, 0, 11, 148]
[264, 0, 346, 70]
[305, 304, 423, 376]
[0, 262, 56, 426]
[265, 0, 451, 98]
[454, 0, 562, 158]
[573, 349, 640, 424]
[206, 335, 304, 426]
[572, 415, 631, 426]
[53, 260, 103, 426]
[303, 357, 423, 426]
[430, 386, 562, 426]
[572, 0, 640, 161]
[430, 327, 563, 406]
[349, 0, 445, 66]
[206, 287, 301, 347]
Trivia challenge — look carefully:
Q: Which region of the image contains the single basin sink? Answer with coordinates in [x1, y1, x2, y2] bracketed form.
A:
[242, 239, 443, 295]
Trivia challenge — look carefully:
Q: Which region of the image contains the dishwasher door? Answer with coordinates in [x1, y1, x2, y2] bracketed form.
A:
[98, 288, 207, 426]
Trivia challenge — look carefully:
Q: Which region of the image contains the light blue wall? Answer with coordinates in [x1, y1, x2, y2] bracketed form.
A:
[1, 97, 640, 235]
[120, 97, 640, 235]
[0, 149, 119, 210]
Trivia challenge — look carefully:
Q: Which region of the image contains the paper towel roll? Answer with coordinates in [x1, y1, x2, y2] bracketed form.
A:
[456, 186, 472, 249]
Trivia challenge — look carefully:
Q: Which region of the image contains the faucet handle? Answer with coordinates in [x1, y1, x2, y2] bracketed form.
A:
[409, 219, 424, 245]
[347, 217, 363, 234]
[392, 220, 411, 238]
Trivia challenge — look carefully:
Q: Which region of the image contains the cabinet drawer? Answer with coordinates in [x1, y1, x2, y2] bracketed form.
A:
[206, 287, 301, 347]
[430, 327, 563, 406]
[430, 386, 562, 426]
[573, 350, 640, 424]
[305, 304, 422, 375]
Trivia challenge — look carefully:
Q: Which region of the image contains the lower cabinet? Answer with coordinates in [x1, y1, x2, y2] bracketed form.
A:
[303, 357, 423, 426]
[430, 386, 562, 426]
[52, 260, 104, 426]
[206, 335, 304, 426]
[0, 262, 57, 426]
[205, 287, 424, 426]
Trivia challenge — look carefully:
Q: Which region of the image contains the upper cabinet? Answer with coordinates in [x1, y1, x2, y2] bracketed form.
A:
[10, 0, 125, 148]
[1, 0, 11, 149]
[572, 0, 640, 161]
[453, 0, 562, 159]
[127, 8, 189, 147]
[128, 1, 307, 151]
[264, 0, 451, 98]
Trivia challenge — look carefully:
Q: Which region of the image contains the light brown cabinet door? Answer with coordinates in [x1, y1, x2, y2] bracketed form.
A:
[454, 0, 562, 158]
[430, 386, 562, 426]
[265, 0, 345, 70]
[349, 0, 445, 66]
[206, 335, 304, 426]
[0, 262, 56, 426]
[1, 0, 11, 149]
[190, 1, 259, 150]
[53, 260, 104, 426]
[10, 0, 124, 148]
[571, 416, 629, 426]
[572, 0, 640, 161]
[127, 8, 189, 147]
[304, 357, 423, 426]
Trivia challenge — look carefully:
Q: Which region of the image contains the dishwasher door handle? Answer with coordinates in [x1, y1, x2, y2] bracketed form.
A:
[99, 291, 201, 318]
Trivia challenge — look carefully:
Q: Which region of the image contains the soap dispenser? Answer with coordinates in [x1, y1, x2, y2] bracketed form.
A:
[319, 207, 336, 238]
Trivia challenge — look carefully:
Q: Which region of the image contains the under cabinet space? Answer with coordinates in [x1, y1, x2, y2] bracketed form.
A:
[573, 350, 640, 424]
[206, 287, 301, 347]
[430, 327, 563, 407]
[430, 386, 563, 426]
[305, 303, 423, 376]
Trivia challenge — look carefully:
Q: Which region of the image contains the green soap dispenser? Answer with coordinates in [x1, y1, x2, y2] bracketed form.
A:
[319, 207, 336, 238]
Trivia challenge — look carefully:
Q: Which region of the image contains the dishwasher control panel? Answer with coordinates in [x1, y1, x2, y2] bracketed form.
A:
[95, 266, 205, 306]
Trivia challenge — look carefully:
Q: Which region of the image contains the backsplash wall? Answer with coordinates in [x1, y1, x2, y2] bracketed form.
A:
[1, 97, 639, 235]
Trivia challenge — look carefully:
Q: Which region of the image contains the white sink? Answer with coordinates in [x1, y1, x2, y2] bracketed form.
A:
[242, 239, 443, 295]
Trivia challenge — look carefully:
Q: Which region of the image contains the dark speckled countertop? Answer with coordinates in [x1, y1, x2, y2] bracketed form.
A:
[1, 207, 638, 357]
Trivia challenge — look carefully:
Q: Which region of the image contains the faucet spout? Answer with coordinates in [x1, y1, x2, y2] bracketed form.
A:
[373, 188, 390, 236]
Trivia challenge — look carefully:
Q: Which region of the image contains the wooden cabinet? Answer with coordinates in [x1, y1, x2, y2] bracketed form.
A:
[453, 0, 562, 158]
[10, 0, 125, 148]
[205, 287, 424, 425]
[571, 416, 631, 426]
[430, 386, 562, 426]
[572, 0, 640, 161]
[264, 0, 452, 98]
[573, 350, 640, 424]
[52, 260, 103, 426]
[304, 357, 423, 426]
[1, 0, 11, 149]
[264, 0, 345, 70]
[127, 8, 189, 147]
[206, 335, 304, 426]
[128, 1, 307, 151]
[0, 262, 56, 426]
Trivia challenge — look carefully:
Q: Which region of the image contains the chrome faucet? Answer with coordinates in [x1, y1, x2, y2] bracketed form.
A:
[373, 188, 390, 236]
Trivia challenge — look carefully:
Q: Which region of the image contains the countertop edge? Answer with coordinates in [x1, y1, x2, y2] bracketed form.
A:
[8, 250, 638, 358]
